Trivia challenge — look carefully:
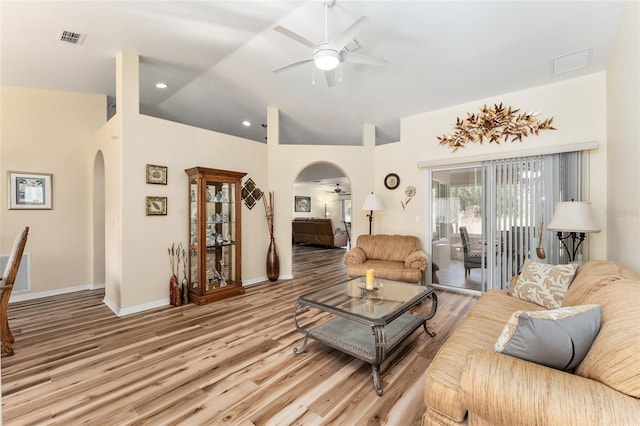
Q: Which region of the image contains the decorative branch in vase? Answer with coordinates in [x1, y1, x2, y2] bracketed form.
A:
[167, 243, 181, 306]
[536, 216, 546, 259]
[263, 191, 279, 281]
[263, 191, 274, 239]
[179, 242, 189, 303]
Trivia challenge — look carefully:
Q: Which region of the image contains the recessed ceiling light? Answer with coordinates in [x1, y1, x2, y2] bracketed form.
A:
[242, 120, 251, 127]
[155, 82, 168, 89]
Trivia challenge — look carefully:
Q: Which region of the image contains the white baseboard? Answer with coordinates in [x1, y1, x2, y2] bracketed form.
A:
[105, 297, 169, 317]
[243, 274, 293, 286]
[9, 283, 105, 303]
[10, 275, 295, 313]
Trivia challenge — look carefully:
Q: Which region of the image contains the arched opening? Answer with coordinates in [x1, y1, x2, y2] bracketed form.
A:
[291, 162, 352, 262]
[93, 150, 106, 286]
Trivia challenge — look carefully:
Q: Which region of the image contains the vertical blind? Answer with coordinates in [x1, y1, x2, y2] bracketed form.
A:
[482, 151, 582, 291]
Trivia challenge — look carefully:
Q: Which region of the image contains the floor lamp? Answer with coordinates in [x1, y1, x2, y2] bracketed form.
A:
[362, 192, 384, 235]
[547, 201, 600, 262]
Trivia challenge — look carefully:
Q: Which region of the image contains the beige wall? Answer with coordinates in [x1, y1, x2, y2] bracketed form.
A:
[90, 115, 123, 311]
[292, 185, 343, 223]
[115, 115, 268, 310]
[5, 22, 639, 310]
[606, 0, 640, 271]
[89, 53, 269, 313]
[377, 73, 608, 260]
[0, 86, 106, 294]
[267, 112, 375, 277]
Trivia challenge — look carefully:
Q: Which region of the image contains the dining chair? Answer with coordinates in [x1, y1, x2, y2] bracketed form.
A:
[460, 226, 485, 278]
[1, 226, 29, 356]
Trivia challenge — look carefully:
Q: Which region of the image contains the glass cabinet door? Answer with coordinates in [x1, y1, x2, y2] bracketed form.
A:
[189, 179, 198, 290]
[204, 180, 235, 290]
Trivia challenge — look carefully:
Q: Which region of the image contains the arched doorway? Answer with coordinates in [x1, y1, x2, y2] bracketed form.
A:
[93, 151, 106, 286]
[292, 162, 352, 250]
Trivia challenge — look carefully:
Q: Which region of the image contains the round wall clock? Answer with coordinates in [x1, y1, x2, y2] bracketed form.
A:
[384, 173, 400, 190]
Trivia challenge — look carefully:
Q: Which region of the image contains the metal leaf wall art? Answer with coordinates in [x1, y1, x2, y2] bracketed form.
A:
[438, 103, 556, 152]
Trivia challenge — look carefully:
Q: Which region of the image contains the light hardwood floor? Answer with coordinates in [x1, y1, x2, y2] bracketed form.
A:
[2, 245, 476, 425]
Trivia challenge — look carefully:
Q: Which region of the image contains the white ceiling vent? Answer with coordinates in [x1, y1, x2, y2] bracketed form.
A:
[551, 48, 592, 75]
[57, 29, 85, 45]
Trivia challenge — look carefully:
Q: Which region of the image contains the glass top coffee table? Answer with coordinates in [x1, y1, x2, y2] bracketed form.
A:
[293, 278, 438, 396]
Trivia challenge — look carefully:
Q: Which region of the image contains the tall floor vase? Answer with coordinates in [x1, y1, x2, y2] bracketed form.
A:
[266, 237, 279, 282]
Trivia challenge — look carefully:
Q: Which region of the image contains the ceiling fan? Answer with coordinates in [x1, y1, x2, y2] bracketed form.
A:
[325, 183, 350, 196]
[273, 0, 387, 87]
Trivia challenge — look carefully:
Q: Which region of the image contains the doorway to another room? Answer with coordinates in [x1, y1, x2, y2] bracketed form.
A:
[292, 163, 352, 251]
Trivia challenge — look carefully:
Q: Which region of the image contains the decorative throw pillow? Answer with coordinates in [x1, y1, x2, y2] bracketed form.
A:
[511, 259, 578, 309]
[495, 304, 601, 371]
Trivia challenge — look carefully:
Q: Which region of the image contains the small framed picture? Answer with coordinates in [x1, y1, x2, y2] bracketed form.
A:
[8, 171, 53, 209]
[146, 164, 167, 185]
[294, 196, 311, 213]
[146, 196, 167, 215]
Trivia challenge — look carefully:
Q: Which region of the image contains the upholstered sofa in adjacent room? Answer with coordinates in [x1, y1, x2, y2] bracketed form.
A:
[422, 260, 640, 426]
[292, 218, 348, 247]
[343, 234, 428, 283]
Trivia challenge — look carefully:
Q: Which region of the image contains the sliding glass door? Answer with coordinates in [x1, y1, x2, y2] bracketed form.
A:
[431, 166, 484, 293]
[429, 152, 583, 294]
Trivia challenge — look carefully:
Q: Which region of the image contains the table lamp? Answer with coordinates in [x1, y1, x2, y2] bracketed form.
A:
[547, 201, 600, 262]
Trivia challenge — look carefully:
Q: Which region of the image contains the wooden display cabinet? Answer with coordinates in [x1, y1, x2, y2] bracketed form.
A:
[186, 167, 246, 305]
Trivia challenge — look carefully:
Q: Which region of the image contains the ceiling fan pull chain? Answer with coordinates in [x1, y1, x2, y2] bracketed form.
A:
[339, 63, 343, 83]
[312, 66, 316, 85]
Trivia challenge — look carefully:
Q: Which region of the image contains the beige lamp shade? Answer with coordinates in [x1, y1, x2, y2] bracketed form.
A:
[362, 193, 385, 211]
[547, 202, 600, 233]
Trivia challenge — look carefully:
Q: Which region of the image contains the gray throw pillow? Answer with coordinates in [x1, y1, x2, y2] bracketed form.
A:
[494, 304, 601, 371]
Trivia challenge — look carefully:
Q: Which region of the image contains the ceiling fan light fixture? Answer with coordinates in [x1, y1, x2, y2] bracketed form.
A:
[314, 49, 340, 70]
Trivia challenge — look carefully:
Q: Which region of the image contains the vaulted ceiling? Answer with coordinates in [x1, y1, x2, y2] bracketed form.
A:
[0, 1, 624, 146]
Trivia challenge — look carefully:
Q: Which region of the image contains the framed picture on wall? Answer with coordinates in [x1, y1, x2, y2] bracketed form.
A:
[294, 196, 311, 213]
[146, 196, 167, 215]
[8, 171, 53, 209]
[146, 164, 168, 185]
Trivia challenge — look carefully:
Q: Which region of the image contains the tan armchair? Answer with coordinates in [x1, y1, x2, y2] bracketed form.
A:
[343, 234, 428, 283]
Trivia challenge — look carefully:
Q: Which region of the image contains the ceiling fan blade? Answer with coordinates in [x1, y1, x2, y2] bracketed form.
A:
[273, 58, 313, 73]
[324, 70, 336, 87]
[329, 16, 371, 52]
[273, 26, 317, 49]
[342, 51, 388, 67]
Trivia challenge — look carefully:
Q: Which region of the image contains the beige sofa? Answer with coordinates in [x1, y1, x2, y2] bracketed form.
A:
[423, 260, 640, 426]
[343, 234, 428, 283]
[292, 218, 348, 247]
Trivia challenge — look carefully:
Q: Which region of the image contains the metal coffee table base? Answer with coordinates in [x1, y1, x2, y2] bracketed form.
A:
[293, 296, 437, 396]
